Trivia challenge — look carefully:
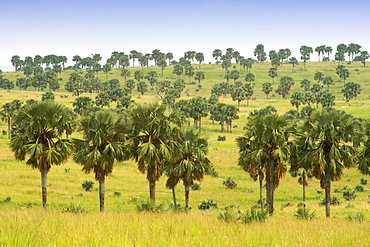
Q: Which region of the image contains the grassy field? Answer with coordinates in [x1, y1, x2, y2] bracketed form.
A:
[1, 61, 370, 246]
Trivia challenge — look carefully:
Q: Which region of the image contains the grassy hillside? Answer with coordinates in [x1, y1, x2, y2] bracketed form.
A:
[1, 61, 370, 246]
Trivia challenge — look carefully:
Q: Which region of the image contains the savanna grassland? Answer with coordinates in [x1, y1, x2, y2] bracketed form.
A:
[1, 60, 370, 246]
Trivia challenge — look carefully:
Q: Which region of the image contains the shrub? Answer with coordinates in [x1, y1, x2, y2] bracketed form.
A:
[165, 203, 188, 213]
[316, 189, 323, 194]
[223, 177, 237, 189]
[64, 168, 71, 173]
[346, 202, 354, 208]
[191, 182, 201, 190]
[62, 202, 85, 214]
[136, 199, 163, 213]
[294, 207, 316, 220]
[343, 189, 356, 201]
[239, 208, 269, 224]
[354, 185, 364, 192]
[217, 135, 226, 141]
[113, 191, 122, 196]
[82, 180, 94, 191]
[198, 198, 218, 210]
[346, 212, 365, 222]
[281, 202, 293, 210]
[217, 207, 240, 223]
[319, 196, 341, 206]
[360, 178, 367, 185]
[210, 168, 218, 177]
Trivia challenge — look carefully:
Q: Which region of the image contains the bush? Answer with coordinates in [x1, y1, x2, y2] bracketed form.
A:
[346, 202, 354, 208]
[217, 135, 226, 141]
[239, 208, 269, 224]
[354, 185, 364, 192]
[165, 203, 188, 213]
[113, 191, 122, 196]
[198, 198, 218, 210]
[319, 196, 341, 206]
[294, 207, 316, 220]
[210, 168, 218, 177]
[62, 202, 85, 214]
[136, 199, 163, 213]
[281, 202, 293, 210]
[223, 177, 237, 189]
[343, 189, 356, 201]
[346, 212, 365, 222]
[191, 182, 201, 190]
[82, 180, 94, 191]
[360, 178, 367, 185]
[217, 207, 240, 223]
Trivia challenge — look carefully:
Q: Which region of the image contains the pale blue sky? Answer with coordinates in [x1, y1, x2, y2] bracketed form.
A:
[1, 0, 369, 71]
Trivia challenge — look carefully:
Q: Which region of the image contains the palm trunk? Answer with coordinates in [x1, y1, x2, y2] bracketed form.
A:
[325, 156, 331, 218]
[266, 157, 275, 215]
[259, 176, 264, 211]
[185, 185, 190, 208]
[41, 170, 48, 209]
[172, 187, 177, 207]
[302, 174, 306, 201]
[99, 172, 105, 212]
[149, 179, 156, 203]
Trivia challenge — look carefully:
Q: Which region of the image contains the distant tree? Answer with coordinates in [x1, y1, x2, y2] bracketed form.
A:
[245, 73, 255, 83]
[120, 69, 130, 83]
[276, 76, 295, 99]
[324, 46, 333, 60]
[300, 79, 311, 91]
[314, 72, 324, 83]
[129, 50, 139, 67]
[262, 82, 273, 99]
[335, 52, 345, 64]
[173, 64, 184, 79]
[134, 70, 144, 82]
[157, 59, 167, 76]
[165, 52, 174, 65]
[300, 45, 313, 70]
[137, 81, 148, 95]
[268, 68, 278, 84]
[42, 92, 55, 101]
[195, 52, 204, 69]
[185, 65, 195, 83]
[342, 81, 361, 102]
[189, 96, 209, 130]
[1, 79, 15, 90]
[230, 85, 246, 110]
[0, 99, 22, 137]
[73, 96, 94, 116]
[318, 92, 335, 108]
[336, 67, 350, 85]
[125, 79, 136, 92]
[315, 45, 326, 61]
[145, 71, 158, 89]
[194, 71, 205, 85]
[102, 63, 111, 81]
[211, 82, 230, 98]
[221, 59, 231, 73]
[359, 51, 369, 66]
[243, 83, 255, 106]
[288, 57, 298, 72]
[254, 44, 267, 63]
[290, 92, 304, 111]
[322, 76, 334, 90]
[212, 49, 222, 64]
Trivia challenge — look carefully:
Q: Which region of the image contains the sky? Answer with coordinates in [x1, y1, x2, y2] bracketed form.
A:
[1, 0, 370, 71]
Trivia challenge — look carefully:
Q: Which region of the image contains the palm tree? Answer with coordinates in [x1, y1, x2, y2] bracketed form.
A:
[73, 110, 128, 212]
[236, 113, 295, 215]
[297, 109, 357, 217]
[288, 57, 298, 72]
[128, 103, 182, 203]
[212, 49, 222, 64]
[268, 68, 278, 84]
[164, 127, 213, 208]
[9, 100, 74, 209]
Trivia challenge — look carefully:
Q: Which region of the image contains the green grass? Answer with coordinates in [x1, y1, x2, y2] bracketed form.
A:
[1, 61, 370, 246]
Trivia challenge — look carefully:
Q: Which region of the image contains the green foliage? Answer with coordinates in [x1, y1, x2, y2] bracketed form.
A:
[223, 177, 237, 189]
[217, 135, 226, 141]
[136, 199, 164, 213]
[318, 196, 341, 206]
[281, 202, 293, 210]
[345, 212, 365, 222]
[360, 178, 367, 185]
[191, 182, 201, 190]
[239, 208, 269, 224]
[113, 191, 122, 196]
[62, 202, 85, 214]
[210, 168, 218, 178]
[294, 207, 316, 220]
[343, 189, 356, 201]
[198, 198, 218, 210]
[354, 185, 364, 192]
[217, 207, 240, 223]
[82, 180, 94, 191]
